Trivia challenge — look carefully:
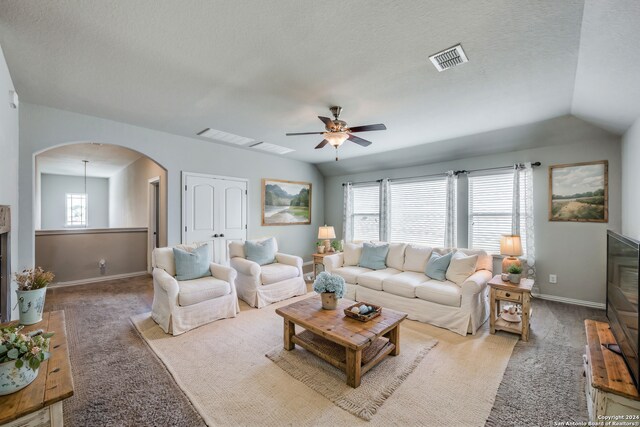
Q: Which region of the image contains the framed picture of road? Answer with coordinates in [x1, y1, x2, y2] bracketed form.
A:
[262, 179, 312, 226]
[549, 160, 608, 223]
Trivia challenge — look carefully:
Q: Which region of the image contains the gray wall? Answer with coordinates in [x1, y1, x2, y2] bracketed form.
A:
[0, 44, 19, 320]
[622, 117, 640, 240]
[109, 156, 168, 247]
[35, 229, 147, 283]
[19, 103, 325, 273]
[324, 119, 621, 305]
[40, 174, 109, 229]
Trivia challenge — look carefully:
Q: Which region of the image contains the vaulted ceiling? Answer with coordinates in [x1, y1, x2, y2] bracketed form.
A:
[0, 0, 638, 167]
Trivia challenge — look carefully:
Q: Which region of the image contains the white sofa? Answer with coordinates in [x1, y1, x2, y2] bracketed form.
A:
[229, 238, 307, 308]
[151, 244, 240, 336]
[323, 243, 493, 336]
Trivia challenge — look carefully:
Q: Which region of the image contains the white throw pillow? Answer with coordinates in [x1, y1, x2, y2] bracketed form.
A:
[343, 242, 363, 266]
[403, 245, 433, 273]
[446, 252, 478, 285]
[455, 248, 492, 272]
[386, 243, 407, 270]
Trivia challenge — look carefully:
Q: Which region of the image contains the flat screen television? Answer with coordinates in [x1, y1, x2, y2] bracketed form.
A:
[606, 230, 639, 389]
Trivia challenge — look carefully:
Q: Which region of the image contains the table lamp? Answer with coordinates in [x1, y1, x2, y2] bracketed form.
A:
[500, 235, 523, 272]
[318, 225, 336, 252]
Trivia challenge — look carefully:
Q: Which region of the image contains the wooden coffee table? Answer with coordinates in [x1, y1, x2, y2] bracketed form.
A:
[275, 296, 407, 388]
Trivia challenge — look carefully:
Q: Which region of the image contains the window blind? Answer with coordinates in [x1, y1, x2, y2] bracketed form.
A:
[390, 178, 449, 246]
[352, 185, 380, 241]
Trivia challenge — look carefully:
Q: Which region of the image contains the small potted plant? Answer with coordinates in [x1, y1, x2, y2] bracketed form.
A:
[330, 240, 342, 253]
[14, 267, 55, 325]
[313, 272, 345, 310]
[0, 326, 53, 395]
[507, 264, 523, 284]
[316, 240, 325, 254]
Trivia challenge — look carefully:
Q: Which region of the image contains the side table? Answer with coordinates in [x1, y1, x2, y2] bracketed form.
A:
[312, 252, 332, 278]
[488, 274, 534, 341]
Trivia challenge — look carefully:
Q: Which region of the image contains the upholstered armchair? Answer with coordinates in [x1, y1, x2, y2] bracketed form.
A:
[229, 238, 307, 308]
[151, 244, 239, 335]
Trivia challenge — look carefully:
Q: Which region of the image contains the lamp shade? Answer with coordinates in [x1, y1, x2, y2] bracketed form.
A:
[318, 225, 336, 239]
[500, 235, 523, 257]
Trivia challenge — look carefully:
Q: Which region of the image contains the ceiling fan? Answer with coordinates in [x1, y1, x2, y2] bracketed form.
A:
[286, 106, 387, 161]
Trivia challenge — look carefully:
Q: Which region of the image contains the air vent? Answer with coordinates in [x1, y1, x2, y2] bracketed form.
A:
[429, 44, 468, 72]
[197, 128, 254, 145]
[249, 142, 294, 155]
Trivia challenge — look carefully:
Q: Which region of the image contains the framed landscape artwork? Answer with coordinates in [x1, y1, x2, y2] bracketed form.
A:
[549, 160, 608, 223]
[262, 179, 312, 226]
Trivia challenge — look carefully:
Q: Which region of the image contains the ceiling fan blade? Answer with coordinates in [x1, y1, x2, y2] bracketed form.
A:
[348, 123, 387, 133]
[286, 131, 325, 136]
[315, 139, 329, 149]
[318, 116, 334, 127]
[348, 134, 372, 147]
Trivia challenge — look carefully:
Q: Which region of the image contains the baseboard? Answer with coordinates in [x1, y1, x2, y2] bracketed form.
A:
[532, 292, 605, 310]
[50, 271, 150, 288]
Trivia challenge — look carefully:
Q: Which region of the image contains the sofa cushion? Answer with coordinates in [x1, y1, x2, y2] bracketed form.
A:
[178, 277, 231, 306]
[245, 237, 277, 266]
[386, 243, 407, 270]
[332, 266, 371, 284]
[357, 268, 401, 291]
[359, 242, 389, 270]
[446, 252, 478, 285]
[403, 245, 434, 273]
[382, 271, 428, 298]
[425, 251, 453, 281]
[174, 245, 212, 281]
[416, 280, 461, 307]
[154, 243, 201, 277]
[260, 263, 299, 285]
[343, 242, 363, 266]
[455, 248, 492, 272]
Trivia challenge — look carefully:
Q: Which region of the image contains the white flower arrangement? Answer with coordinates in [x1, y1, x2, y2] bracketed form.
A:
[313, 272, 346, 298]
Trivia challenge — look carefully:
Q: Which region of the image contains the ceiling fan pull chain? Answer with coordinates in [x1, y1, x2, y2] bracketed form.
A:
[335, 146, 339, 162]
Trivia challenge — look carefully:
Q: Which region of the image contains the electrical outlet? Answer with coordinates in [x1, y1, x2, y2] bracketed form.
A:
[549, 274, 557, 284]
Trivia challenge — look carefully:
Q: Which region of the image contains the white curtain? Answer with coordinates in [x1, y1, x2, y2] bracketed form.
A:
[342, 182, 354, 243]
[379, 178, 391, 242]
[511, 164, 521, 234]
[444, 171, 456, 248]
[521, 163, 536, 281]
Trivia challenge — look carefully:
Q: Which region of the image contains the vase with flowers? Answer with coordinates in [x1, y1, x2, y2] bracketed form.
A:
[0, 325, 53, 395]
[313, 272, 346, 310]
[14, 267, 55, 325]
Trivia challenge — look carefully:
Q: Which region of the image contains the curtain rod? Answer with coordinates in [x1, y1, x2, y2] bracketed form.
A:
[341, 162, 541, 186]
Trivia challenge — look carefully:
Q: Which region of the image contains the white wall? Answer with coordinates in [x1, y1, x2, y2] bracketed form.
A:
[622, 117, 640, 240]
[324, 119, 621, 305]
[19, 103, 325, 271]
[40, 174, 109, 229]
[0, 45, 19, 320]
[109, 156, 167, 246]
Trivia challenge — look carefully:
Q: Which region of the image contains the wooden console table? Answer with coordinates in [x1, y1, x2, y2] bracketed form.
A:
[0, 311, 74, 427]
[583, 320, 640, 420]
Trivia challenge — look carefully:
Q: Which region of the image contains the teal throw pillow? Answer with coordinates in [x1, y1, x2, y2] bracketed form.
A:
[359, 243, 389, 270]
[244, 238, 276, 266]
[173, 245, 212, 281]
[425, 252, 454, 281]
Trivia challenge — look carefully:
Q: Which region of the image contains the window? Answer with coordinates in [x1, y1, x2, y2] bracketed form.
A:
[389, 178, 452, 246]
[468, 172, 526, 255]
[352, 185, 380, 241]
[65, 193, 87, 227]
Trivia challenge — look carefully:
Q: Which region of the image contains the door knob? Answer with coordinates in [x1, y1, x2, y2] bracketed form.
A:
[213, 234, 219, 238]
[220, 233, 225, 237]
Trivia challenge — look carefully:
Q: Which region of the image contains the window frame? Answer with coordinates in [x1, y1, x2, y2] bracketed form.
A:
[350, 184, 380, 242]
[65, 193, 88, 227]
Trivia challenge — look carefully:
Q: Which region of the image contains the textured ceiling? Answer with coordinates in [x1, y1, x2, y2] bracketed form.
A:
[37, 143, 143, 177]
[0, 0, 638, 167]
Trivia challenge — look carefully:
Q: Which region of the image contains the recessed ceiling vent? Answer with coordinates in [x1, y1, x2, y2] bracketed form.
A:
[197, 128, 254, 145]
[429, 44, 468, 72]
[249, 142, 294, 155]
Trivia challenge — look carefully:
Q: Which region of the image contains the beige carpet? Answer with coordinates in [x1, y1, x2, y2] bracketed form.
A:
[132, 294, 518, 426]
[266, 334, 437, 421]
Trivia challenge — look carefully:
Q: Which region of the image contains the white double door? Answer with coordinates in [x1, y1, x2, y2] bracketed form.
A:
[182, 172, 247, 265]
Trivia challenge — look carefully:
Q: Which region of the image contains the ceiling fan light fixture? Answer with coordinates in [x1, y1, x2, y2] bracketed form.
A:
[323, 132, 349, 147]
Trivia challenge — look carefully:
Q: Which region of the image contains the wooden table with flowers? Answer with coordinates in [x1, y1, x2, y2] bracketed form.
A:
[0, 311, 74, 427]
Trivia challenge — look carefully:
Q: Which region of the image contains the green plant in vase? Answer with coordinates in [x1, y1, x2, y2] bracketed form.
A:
[14, 267, 55, 325]
[330, 240, 342, 253]
[316, 239, 325, 254]
[507, 264, 523, 284]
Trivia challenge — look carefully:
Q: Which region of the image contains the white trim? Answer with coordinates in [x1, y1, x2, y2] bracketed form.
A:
[49, 271, 149, 288]
[532, 292, 605, 310]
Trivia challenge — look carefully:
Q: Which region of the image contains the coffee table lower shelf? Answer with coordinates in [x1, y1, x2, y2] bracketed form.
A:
[292, 330, 395, 379]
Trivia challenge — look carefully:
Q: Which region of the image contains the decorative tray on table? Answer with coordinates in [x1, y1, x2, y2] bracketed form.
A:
[344, 301, 382, 322]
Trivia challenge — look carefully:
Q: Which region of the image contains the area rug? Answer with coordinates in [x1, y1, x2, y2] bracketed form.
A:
[266, 337, 437, 420]
[132, 294, 518, 426]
